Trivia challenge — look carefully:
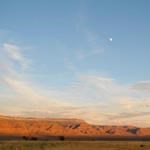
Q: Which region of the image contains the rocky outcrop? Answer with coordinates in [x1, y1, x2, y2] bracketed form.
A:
[0, 115, 149, 139]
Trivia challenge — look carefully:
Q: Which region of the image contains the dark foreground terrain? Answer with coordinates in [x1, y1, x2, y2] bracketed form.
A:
[0, 141, 150, 150]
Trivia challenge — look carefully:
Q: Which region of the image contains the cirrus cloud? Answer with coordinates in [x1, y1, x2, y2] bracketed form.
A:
[0, 41, 150, 127]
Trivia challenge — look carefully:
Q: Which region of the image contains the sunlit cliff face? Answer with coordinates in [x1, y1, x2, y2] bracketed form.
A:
[0, 115, 150, 137]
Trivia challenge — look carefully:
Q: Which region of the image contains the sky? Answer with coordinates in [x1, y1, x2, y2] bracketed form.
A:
[0, 0, 150, 127]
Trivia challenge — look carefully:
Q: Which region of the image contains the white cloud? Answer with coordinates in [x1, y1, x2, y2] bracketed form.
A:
[0, 41, 150, 127]
[131, 80, 150, 91]
[0, 42, 71, 116]
[50, 75, 150, 126]
[2, 43, 30, 70]
[75, 12, 104, 60]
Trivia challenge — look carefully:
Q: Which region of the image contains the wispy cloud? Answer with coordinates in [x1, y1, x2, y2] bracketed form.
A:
[0, 41, 150, 127]
[131, 80, 150, 91]
[49, 75, 150, 126]
[75, 30, 104, 60]
[75, 7, 104, 61]
[2, 43, 30, 70]
[0, 42, 71, 115]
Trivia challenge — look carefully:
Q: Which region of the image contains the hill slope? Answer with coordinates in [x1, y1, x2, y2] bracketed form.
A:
[0, 115, 149, 140]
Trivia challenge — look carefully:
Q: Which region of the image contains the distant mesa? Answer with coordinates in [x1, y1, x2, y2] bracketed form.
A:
[0, 115, 149, 140]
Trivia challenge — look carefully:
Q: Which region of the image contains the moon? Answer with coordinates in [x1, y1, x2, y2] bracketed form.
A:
[109, 38, 112, 42]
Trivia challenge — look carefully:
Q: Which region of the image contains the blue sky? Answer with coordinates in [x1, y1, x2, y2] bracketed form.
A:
[0, 0, 150, 126]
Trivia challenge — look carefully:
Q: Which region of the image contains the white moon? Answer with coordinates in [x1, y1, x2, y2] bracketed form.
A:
[109, 38, 112, 42]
